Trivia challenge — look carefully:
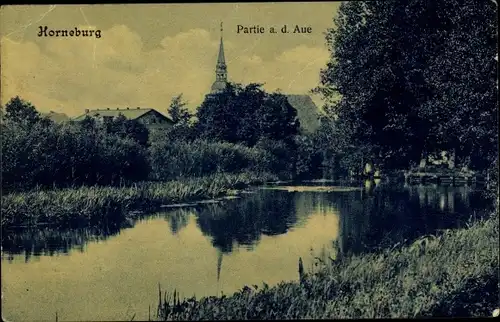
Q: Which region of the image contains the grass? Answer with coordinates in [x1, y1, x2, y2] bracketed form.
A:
[156, 212, 499, 319]
[1, 171, 279, 229]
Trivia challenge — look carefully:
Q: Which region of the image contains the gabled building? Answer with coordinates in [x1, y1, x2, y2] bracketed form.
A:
[73, 107, 174, 130]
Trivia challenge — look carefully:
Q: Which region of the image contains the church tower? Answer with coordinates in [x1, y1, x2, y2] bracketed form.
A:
[210, 22, 228, 94]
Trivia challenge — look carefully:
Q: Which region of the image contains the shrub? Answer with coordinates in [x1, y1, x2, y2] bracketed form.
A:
[1, 118, 150, 192]
[148, 139, 274, 180]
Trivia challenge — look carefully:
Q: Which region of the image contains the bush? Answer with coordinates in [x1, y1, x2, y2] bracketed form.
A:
[149, 138, 275, 180]
[1, 118, 150, 192]
[294, 134, 323, 179]
[255, 138, 296, 178]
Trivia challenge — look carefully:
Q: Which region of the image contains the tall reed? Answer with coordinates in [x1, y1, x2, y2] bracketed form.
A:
[1, 172, 278, 229]
[156, 213, 498, 320]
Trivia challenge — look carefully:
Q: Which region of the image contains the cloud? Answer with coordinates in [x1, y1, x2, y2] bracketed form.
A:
[1, 25, 329, 117]
[240, 55, 263, 65]
[232, 45, 330, 94]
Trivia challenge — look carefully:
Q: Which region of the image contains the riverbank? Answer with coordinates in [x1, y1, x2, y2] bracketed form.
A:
[1, 171, 279, 229]
[157, 211, 499, 319]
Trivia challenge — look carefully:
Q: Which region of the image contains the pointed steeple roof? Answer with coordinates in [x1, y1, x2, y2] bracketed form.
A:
[210, 22, 228, 94]
[217, 22, 226, 66]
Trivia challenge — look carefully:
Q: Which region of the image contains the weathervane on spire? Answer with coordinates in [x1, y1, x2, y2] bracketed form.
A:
[220, 22, 223, 37]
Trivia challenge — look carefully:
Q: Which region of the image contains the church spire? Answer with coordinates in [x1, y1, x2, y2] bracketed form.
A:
[211, 21, 228, 94]
[217, 22, 226, 66]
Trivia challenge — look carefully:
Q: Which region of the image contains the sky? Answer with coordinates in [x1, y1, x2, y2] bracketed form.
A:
[0, 3, 340, 117]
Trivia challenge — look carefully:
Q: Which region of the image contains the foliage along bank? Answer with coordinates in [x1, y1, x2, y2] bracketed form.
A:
[1, 89, 325, 194]
[1, 172, 279, 229]
[314, 0, 497, 182]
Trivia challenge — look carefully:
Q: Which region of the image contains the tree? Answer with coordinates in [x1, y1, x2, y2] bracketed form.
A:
[313, 114, 369, 178]
[0, 97, 151, 191]
[123, 118, 149, 147]
[196, 83, 242, 143]
[103, 114, 149, 147]
[258, 93, 300, 143]
[164, 94, 196, 143]
[196, 82, 300, 146]
[420, 0, 498, 171]
[294, 134, 323, 179]
[168, 94, 191, 124]
[2, 96, 41, 126]
[316, 0, 498, 172]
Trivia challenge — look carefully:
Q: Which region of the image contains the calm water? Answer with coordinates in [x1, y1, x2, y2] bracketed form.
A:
[1, 182, 491, 321]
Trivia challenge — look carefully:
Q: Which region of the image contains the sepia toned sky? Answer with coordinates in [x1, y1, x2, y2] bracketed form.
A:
[0, 3, 340, 116]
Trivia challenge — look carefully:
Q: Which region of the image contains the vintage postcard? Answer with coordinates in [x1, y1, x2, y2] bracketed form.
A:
[1, 2, 498, 321]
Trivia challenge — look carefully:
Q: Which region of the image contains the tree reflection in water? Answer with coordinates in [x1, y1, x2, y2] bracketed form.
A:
[1, 182, 492, 263]
[334, 181, 493, 258]
[194, 189, 298, 253]
[1, 220, 130, 263]
[164, 208, 191, 235]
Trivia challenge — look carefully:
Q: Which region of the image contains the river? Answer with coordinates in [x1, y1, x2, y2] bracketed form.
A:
[1, 181, 492, 321]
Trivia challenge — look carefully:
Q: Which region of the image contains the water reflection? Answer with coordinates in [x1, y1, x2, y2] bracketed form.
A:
[334, 181, 491, 257]
[195, 190, 300, 253]
[2, 189, 340, 322]
[1, 222, 131, 263]
[1, 189, 320, 259]
[161, 190, 319, 253]
[1, 182, 493, 321]
[165, 208, 191, 235]
[2, 183, 491, 261]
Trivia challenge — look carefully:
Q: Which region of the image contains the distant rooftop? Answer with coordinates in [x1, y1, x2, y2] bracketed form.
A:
[285, 94, 321, 133]
[73, 107, 164, 121]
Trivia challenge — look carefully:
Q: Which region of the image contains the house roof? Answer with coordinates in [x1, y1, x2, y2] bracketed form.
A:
[285, 95, 321, 133]
[73, 108, 172, 122]
[43, 111, 70, 123]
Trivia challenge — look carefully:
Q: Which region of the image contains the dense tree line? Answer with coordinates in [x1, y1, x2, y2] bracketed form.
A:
[156, 83, 322, 179]
[1, 91, 321, 192]
[315, 0, 498, 178]
[1, 97, 150, 192]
